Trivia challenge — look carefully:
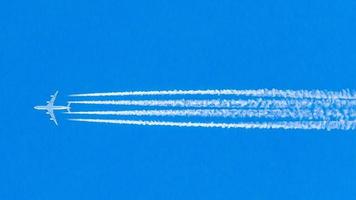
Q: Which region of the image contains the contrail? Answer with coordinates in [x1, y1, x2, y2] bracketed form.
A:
[68, 99, 356, 109]
[70, 89, 356, 99]
[66, 89, 356, 130]
[67, 109, 355, 120]
[69, 118, 356, 130]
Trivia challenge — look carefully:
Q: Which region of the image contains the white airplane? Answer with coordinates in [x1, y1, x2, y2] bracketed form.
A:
[34, 91, 71, 125]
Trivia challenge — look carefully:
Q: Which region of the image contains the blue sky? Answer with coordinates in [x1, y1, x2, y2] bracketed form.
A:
[1, 0, 356, 199]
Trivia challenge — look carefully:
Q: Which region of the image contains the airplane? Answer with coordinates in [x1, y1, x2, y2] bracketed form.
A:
[34, 91, 71, 125]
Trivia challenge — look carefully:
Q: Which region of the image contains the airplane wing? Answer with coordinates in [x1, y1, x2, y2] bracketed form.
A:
[48, 91, 58, 106]
[47, 110, 58, 126]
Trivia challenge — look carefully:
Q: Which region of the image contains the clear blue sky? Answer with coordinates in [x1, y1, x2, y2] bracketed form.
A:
[1, 0, 356, 199]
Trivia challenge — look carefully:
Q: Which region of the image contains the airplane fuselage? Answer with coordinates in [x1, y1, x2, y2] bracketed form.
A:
[34, 105, 69, 111]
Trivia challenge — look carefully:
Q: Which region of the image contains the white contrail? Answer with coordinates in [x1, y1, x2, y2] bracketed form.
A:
[69, 118, 356, 130]
[68, 99, 356, 109]
[70, 89, 356, 99]
[66, 109, 355, 120]
[67, 89, 356, 130]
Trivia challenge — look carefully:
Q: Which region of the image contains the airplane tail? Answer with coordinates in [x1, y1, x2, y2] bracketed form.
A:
[67, 102, 71, 113]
